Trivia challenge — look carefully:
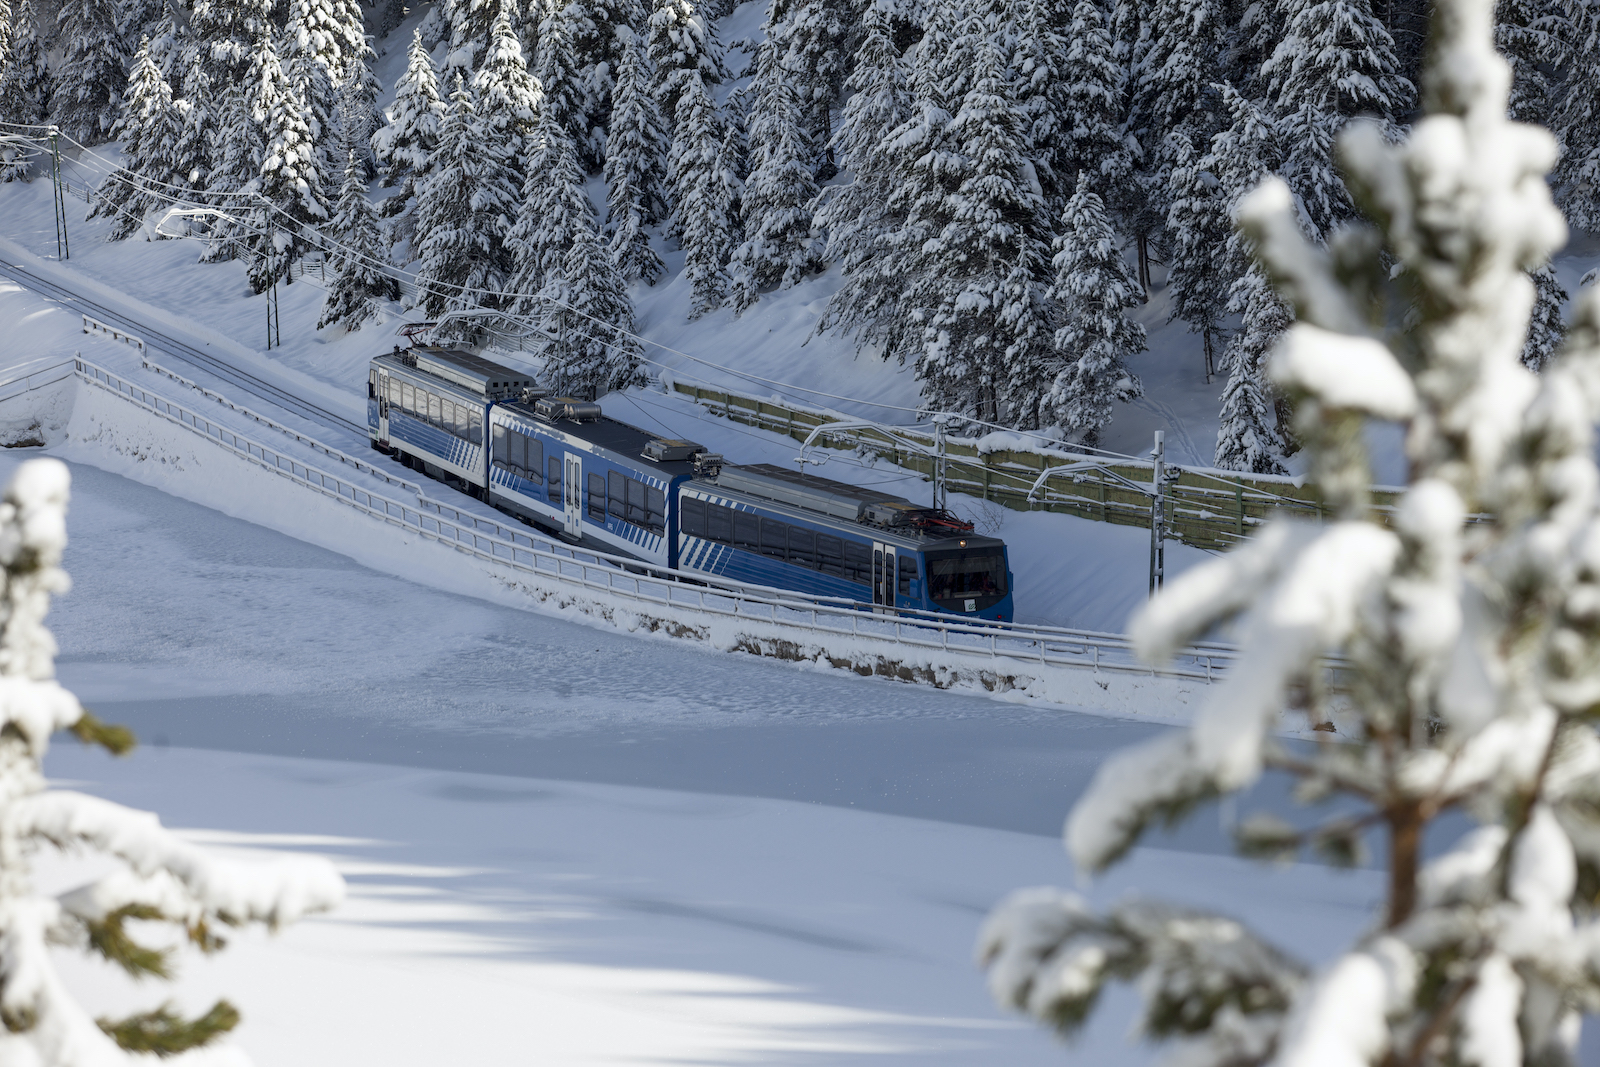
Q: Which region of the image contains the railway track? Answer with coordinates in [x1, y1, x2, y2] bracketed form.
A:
[0, 257, 365, 437]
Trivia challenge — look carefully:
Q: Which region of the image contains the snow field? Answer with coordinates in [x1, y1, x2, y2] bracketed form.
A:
[38, 744, 1387, 1067]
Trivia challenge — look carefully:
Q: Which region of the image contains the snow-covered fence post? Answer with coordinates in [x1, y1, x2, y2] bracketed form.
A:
[977, 0, 1600, 1059]
[0, 459, 343, 1064]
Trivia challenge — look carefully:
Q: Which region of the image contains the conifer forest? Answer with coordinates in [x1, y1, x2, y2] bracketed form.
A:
[9, 0, 1579, 469]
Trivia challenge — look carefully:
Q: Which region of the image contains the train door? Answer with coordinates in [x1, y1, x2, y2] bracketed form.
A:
[563, 453, 583, 538]
[872, 542, 896, 613]
[376, 371, 389, 443]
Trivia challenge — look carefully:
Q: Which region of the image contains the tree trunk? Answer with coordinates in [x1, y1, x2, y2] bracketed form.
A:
[1387, 804, 1422, 927]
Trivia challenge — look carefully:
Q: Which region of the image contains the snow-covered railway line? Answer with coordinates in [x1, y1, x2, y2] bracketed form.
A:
[0, 256, 365, 436]
[41, 356, 1232, 714]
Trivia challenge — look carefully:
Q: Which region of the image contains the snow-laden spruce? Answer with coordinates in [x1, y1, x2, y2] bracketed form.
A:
[669, 72, 734, 319]
[318, 147, 399, 332]
[1044, 173, 1144, 445]
[603, 26, 669, 285]
[981, 0, 1600, 1061]
[472, 10, 542, 188]
[412, 74, 520, 315]
[0, 0, 49, 179]
[1211, 86, 1290, 474]
[94, 36, 182, 241]
[372, 29, 445, 199]
[0, 459, 343, 1064]
[52, 0, 126, 144]
[729, 35, 823, 313]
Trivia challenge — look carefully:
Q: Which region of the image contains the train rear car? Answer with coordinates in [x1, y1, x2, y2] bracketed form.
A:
[368, 347, 537, 493]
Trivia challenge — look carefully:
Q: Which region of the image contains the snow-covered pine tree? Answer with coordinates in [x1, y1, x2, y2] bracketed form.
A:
[318, 148, 399, 330]
[532, 0, 593, 165]
[1011, 0, 1071, 208]
[0, 0, 11, 66]
[285, 0, 346, 194]
[438, 0, 514, 79]
[139, 0, 182, 74]
[413, 73, 521, 314]
[915, 34, 1055, 426]
[1164, 130, 1233, 381]
[199, 80, 260, 261]
[1125, 0, 1227, 270]
[1495, 0, 1566, 124]
[1210, 87, 1290, 472]
[0, 0, 47, 139]
[0, 0, 46, 179]
[670, 73, 734, 318]
[95, 36, 183, 240]
[1043, 173, 1144, 442]
[538, 225, 645, 397]
[1522, 261, 1567, 371]
[775, 0, 847, 173]
[372, 28, 445, 197]
[471, 10, 542, 187]
[1553, 0, 1600, 228]
[603, 25, 667, 283]
[983, 2, 1600, 1062]
[336, 39, 382, 181]
[1261, 0, 1412, 240]
[564, 0, 649, 166]
[189, 0, 272, 82]
[170, 45, 212, 192]
[729, 52, 823, 312]
[647, 0, 724, 131]
[0, 459, 344, 1064]
[53, 0, 128, 144]
[248, 29, 329, 290]
[1059, 0, 1132, 203]
[813, 5, 912, 344]
[507, 105, 594, 308]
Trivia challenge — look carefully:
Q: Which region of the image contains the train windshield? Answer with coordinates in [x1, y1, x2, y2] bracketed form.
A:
[924, 549, 1008, 607]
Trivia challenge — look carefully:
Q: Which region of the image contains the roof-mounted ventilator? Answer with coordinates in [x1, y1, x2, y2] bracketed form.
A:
[643, 438, 709, 462]
[534, 396, 603, 422]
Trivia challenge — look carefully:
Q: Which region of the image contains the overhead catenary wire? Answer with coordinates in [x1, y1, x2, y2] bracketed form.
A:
[11, 124, 1319, 508]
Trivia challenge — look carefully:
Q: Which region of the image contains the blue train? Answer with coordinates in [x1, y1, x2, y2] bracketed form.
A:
[368, 346, 1015, 621]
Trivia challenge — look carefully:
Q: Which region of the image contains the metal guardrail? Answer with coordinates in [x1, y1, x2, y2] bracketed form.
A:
[667, 381, 1417, 552]
[0, 358, 76, 404]
[67, 357, 1234, 685]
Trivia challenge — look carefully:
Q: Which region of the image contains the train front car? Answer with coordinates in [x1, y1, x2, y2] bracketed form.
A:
[677, 462, 1015, 622]
[368, 346, 537, 494]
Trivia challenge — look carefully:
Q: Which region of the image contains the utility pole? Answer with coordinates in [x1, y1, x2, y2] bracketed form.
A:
[49, 128, 69, 261]
[1149, 430, 1166, 596]
[265, 240, 281, 350]
[933, 418, 948, 511]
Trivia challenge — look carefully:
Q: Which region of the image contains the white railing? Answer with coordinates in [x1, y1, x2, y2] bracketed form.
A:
[82, 314, 145, 355]
[66, 357, 1233, 685]
[0, 358, 76, 404]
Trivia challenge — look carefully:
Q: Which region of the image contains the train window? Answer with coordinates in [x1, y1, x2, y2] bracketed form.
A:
[523, 435, 541, 480]
[454, 404, 471, 440]
[387, 378, 401, 406]
[759, 517, 788, 560]
[844, 541, 872, 584]
[400, 382, 414, 413]
[469, 411, 483, 447]
[788, 527, 816, 569]
[491, 423, 507, 465]
[898, 555, 918, 596]
[681, 497, 706, 536]
[646, 486, 666, 534]
[817, 534, 844, 577]
[733, 511, 760, 551]
[708, 501, 733, 543]
[588, 473, 606, 519]
[626, 478, 647, 525]
[547, 455, 562, 503]
[608, 471, 626, 519]
[428, 393, 441, 426]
